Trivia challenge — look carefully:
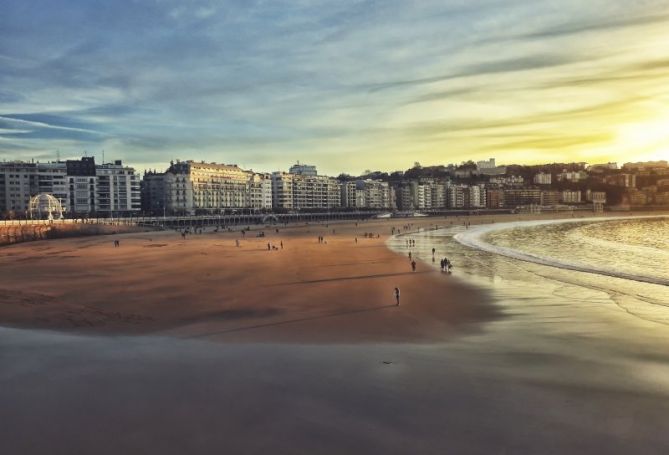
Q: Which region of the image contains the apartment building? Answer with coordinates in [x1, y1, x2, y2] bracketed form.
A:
[0, 157, 140, 216]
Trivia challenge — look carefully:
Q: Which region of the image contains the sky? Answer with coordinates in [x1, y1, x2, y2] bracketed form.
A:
[1, 0, 669, 175]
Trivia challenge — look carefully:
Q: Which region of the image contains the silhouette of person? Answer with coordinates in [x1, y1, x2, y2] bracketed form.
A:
[394, 287, 400, 306]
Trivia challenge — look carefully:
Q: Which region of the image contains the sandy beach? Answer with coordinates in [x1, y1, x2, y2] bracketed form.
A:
[0, 216, 502, 341]
[3, 212, 669, 455]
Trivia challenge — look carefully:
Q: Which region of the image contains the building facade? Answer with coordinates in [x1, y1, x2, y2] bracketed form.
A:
[0, 157, 140, 217]
[148, 160, 273, 215]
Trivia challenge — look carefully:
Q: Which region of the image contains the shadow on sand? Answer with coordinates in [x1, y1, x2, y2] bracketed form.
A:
[269, 270, 434, 286]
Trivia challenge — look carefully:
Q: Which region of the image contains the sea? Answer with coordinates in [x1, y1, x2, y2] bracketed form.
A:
[454, 215, 669, 325]
[387, 214, 669, 395]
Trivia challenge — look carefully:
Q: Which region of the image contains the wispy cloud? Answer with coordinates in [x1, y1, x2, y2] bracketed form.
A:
[1, 0, 668, 172]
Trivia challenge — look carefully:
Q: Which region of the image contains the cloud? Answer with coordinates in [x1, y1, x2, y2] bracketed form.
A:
[1, 0, 668, 173]
[0, 115, 107, 141]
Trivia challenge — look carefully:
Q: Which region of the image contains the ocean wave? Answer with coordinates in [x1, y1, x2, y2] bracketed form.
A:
[453, 216, 669, 287]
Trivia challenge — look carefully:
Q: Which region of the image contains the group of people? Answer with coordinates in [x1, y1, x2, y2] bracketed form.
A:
[440, 257, 452, 273]
[266, 241, 283, 251]
[317, 236, 327, 244]
[406, 242, 453, 274]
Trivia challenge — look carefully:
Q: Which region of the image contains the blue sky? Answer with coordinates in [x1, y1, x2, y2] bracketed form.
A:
[1, 0, 669, 174]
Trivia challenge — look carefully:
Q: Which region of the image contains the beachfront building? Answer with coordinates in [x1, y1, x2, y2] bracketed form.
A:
[292, 174, 341, 209]
[0, 162, 38, 216]
[271, 170, 341, 210]
[95, 160, 141, 214]
[429, 181, 447, 208]
[447, 185, 466, 209]
[561, 190, 582, 204]
[0, 157, 140, 217]
[0, 161, 70, 216]
[341, 181, 361, 208]
[341, 180, 391, 209]
[465, 184, 487, 208]
[152, 160, 272, 215]
[444, 183, 486, 209]
[394, 183, 414, 210]
[540, 190, 561, 206]
[248, 173, 273, 209]
[503, 188, 542, 208]
[141, 171, 167, 214]
[486, 189, 505, 209]
[287, 163, 341, 209]
[271, 172, 295, 210]
[65, 157, 97, 215]
[390, 179, 449, 211]
[38, 162, 69, 210]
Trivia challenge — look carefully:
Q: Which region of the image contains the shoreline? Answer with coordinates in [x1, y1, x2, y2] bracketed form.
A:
[453, 213, 669, 287]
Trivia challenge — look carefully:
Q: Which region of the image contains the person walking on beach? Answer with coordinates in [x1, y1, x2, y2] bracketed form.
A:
[408, 251, 412, 260]
[411, 260, 417, 272]
[280, 241, 283, 249]
[267, 242, 271, 251]
[394, 287, 400, 306]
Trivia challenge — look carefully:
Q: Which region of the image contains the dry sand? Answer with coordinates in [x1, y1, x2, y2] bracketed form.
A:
[0, 216, 507, 342]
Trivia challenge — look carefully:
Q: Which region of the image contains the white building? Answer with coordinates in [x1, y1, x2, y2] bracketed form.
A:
[489, 175, 524, 187]
[557, 170, 587, 182]
[447, 185, 466, 209]
[1, 157, 140, 216]
[0, 162, 37, 215]
[271, 172, 294, 210]
[476, 158, 496, 169]
[155, 160, 271, 215]
[466, 184, 487, 208]
[95, 160, 141, 214]
[271, 171, 340, 210]
[561, 190, 582, 203]
[288, 162, 318, 177]
[341, 180, 391, 209]
[533, 172, 552, 185]
[248, 173, 273, 209]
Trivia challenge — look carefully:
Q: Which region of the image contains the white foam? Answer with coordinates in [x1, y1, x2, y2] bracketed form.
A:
[453, 215, 669, 287]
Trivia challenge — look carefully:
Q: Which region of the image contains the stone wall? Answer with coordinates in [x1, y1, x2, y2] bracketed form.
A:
[0, 223, 147, 247]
